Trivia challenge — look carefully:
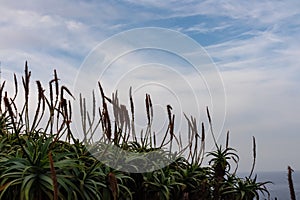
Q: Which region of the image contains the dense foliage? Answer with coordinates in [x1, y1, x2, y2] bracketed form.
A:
[0, 62, 271, 200]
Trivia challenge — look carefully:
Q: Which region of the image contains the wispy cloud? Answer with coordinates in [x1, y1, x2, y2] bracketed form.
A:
[126, 0, 300, 25]
[183, 22, 231, 34]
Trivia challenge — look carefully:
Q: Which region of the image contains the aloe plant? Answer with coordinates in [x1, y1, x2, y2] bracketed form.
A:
[0, 62, 274, 200]
[221, 175, 271, 200]
[0, 136, 80, 200]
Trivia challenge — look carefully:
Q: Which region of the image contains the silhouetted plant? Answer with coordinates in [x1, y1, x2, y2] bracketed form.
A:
[288, 166, 296, 200]
[0, 62, 273, 200]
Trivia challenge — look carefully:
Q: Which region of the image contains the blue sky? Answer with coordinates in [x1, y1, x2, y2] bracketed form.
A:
[1, 0, 300, 172]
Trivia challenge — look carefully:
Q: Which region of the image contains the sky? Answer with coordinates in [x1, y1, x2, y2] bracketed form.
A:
[0, 0, 300, 172]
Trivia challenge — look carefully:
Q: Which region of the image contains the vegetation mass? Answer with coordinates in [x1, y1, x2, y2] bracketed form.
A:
[0, 62, 276, 200]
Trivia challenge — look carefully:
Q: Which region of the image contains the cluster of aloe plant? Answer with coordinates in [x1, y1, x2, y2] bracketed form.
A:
[0, 62, 272, 200]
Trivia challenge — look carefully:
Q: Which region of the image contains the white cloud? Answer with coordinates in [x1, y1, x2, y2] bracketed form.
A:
[205, 27, 300, 171]
[123, 0, 300, 23]
[184, 22, 231, 34]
